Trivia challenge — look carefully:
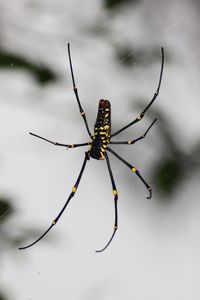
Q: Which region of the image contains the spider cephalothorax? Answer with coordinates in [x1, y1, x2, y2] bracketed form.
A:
[19, 43, 164, 253]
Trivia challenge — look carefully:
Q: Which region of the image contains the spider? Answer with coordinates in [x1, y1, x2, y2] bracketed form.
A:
[19, 43, 164, 253]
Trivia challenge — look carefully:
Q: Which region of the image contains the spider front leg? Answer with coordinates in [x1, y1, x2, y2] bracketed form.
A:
[96, 153, 118, 253]
[67, 43, 92, 138]
[29, 132, 91, 148]
[110, 119, 157, 145]
[18, 152, 89, 250]
[111, 47, 164, 138]
[107, 147, 152, 199]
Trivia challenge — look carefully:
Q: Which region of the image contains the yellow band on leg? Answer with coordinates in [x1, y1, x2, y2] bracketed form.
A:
[72, 186, 77, 193]
[113, 189, 118, 196]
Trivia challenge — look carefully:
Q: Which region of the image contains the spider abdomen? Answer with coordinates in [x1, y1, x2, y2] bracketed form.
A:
[90, 99, 111, 160]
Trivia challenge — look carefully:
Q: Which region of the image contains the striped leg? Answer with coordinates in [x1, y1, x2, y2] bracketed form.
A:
[96, 153, 118, 253]
[19, 152, 90, 250]
[67, 43, 92, 138]
[111, 47, 164, 138]
[110, 119, 157, 145]
[107, 147, 152, 199]
[29, 132, 90, 148]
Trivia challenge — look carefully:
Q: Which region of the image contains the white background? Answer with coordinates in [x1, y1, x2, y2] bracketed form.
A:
[1, 0, 200, 299]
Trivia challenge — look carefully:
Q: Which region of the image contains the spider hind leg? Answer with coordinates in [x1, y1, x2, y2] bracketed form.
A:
[18, 152, 89, 250]
[95, 153, 118, 253]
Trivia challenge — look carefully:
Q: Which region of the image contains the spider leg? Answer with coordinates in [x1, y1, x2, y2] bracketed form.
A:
[110, 118, 157, 145]
[96, 153, 118, 253]
[111, 47, 164, 138]
[67, 43, 92, 138]
[107, 147, 152, 199]
[18, 151, 90, 250]
[29, 132, 91, 148]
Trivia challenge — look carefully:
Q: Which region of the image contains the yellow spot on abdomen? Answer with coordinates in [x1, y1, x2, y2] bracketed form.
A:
[100, 152, 105, 160]
[131, 167, 137, 172]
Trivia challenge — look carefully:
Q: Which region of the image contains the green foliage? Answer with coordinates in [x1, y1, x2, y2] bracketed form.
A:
[104, 0, 139, 10]
[0, 293, 6, 300]
[115, 45, 163, 68]
[115, 45, 135, 67]
[133, 103, 200, 198]
[153, 158, 184, 195]
[0, 197, 13, 224]
[0, 197, 14, 300]
[153, 140, 200, 197]
[0, 48, 57, 85]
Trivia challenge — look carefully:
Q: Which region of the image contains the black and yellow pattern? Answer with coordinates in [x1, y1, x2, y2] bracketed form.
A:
[90, 99, 111, 160]
[19, 44, 164, 253]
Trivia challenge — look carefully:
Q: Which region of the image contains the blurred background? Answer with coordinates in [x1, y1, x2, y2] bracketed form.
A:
[1, 0, 200, 299]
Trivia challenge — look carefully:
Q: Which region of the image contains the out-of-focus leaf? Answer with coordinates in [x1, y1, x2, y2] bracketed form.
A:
[190, 142, 200, 169]
[0, 194, 57, 248]
[115, 45, 164, 68]
[115, 45, 135, 67]
[35, 65, 57, 85]
[0, 197, 13, 224]
[129, 103, 200, 197]
[0, 292, 6, 300]
[104, 0, 139, 10]
[16, 227, 56, 248]
[0, 48, 57, 85]
[153, 158, 184, 195]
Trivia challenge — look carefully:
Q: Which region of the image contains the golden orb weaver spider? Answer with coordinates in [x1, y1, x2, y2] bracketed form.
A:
[19, 44, 164, 253]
